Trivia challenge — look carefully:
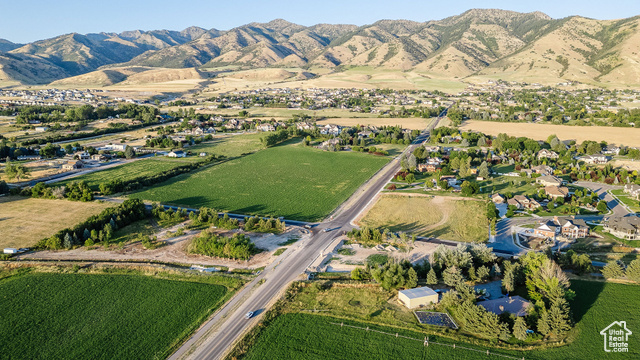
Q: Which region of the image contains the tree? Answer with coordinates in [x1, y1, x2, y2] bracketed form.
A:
[407, 154, 417, 170]
[490, 263, 501, 278]
[486, 202, 499, 220]
[405, 173, 416, 185]
[124, 145, 135, 159]
[406, 268, 418, 288]
[537, 308, 551, 336]
[547, 298, 571, 336]
[426, 268, 438, 285]
[597, 200, 608, 213]
[478, 161, 490, 178]
[513, 317, 528, 341]
[477, 265, 490, 282]
[4, 162, 30, 180]
[63, 233, 73, 249]
[626, 259, 640, 282]
[351, 267, 366, 280]
[443, 266, 464, 287]
[602, 261, 625, 279]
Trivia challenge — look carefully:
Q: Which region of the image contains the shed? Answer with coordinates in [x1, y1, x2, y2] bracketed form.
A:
[398, 286, 439, 309]
[3, 248, 19, 254]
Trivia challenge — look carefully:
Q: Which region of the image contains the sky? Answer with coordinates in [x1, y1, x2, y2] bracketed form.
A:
[2, 0, 640, 43]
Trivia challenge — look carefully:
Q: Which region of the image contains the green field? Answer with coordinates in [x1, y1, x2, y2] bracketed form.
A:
[238, 281, 640, 359]
[188, 133, 264, 158]
[56, 158, 186, 190]
[0, 271, 231, 360]
[131, 141, 389, 221]
[611, 189, 640, 212]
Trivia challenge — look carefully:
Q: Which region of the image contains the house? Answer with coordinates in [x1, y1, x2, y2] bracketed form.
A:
[321, 138, 341, 150]
[536, 175, 563, 187]
[167, 150, 186, 158]
[62, 160, 83, 171]
[491, 193, 506, 204]
[537, 149, 559, 160]
[555, 216, 590, 239]
[73, 151, 91, 160]
[417, 163, 440, 172]
[257, 123, 276, 132]
[91, 154, 107, 161]
[624, 183, 640, 199]
[603, 215, 640, 240]
[602, 145, 621, 155]
[545, 185, 569, 199]
[398, 287, 439, 309]
[579, 154, 610, 164]
[439, 175, 458, 187]
[534, 220, 560, 238]
[508, 195, 541, 210]
[357, 130, 373, 138]
[478, 296, 531, 316]
[296, 122, 314, 131]
[531, 164, 553, 175]
[320, 124, 341, 136]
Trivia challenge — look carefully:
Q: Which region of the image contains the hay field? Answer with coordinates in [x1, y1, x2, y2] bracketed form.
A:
[0, 196, 113, 248]
[460, 120, 640, 147]
[317, 117, 431, 130]
[359, 194, 488, 242]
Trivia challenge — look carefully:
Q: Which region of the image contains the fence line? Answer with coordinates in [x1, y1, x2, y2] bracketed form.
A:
[329, 322, 524, 360]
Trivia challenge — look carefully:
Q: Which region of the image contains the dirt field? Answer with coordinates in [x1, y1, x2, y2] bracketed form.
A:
[317, 117, 432, 130]
[358, 193, 488, 242]
[612, 159, 640, 172]
[460, 120, 640, 147]
[18, 221, 310, 270]
[0, 196, 113, 249]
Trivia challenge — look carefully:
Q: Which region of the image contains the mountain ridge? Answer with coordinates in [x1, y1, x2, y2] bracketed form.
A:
[3, 9, 640, 87]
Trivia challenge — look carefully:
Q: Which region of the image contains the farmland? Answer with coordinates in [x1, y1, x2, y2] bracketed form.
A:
[0, 196, 113, 249]
[459, 120, 640, 147]
[359, 194, 488, 242]
[55, 158, 187, 190]
[236, 281, 640, 359]
[0, 270, 235, 360]
[131, 141, 389, 221]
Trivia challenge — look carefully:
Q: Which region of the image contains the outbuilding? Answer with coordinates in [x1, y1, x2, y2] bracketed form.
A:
[398, 286, 439, 309]
[3, 248, 19, 254]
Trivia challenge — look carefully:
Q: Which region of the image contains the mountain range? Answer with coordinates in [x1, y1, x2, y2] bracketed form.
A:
[1, 9, 640, 87]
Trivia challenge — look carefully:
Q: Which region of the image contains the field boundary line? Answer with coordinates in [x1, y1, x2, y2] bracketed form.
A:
[328, 322, 524, 360]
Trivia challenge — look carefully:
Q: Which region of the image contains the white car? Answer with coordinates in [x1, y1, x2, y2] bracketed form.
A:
[245, 311, 254, 319]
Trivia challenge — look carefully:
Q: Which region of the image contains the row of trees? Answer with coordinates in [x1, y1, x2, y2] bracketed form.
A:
[243, 216, 286, 233]
[30, 181, 93, 202]
[38, 199, 147, 250]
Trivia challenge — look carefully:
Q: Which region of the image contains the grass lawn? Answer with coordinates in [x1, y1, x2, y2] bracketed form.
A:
[187, 133, 264, 158]
[237, 280, 640, 359]
[611, 189, 640, 212]
[0, 270, 236, 360]
[56, 158, 188, 190]
[130, 141, 389, 221]
[0, 196, 113, 249]
[110, 218, 158, 243]
[360, 194, 488, 242]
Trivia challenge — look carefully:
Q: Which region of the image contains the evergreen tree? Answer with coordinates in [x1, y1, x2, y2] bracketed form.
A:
[548, 298, 571, 336]
[513, 317, 528, 341]
[602, 261, 625, 279]
[625, 259, 640, 282]
[443, 266, 464, 287]
[491, 263, 501, 277]
[477, 265, 490, 282]
[406, 268, 418, 288]
[537, 308, 551, 336]
[63, 233, 73, 249]
[426, 268, 438, 285]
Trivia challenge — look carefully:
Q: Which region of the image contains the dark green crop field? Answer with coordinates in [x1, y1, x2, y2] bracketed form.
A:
[0, 272, 229, 360]
[238, 281, 640, 359]
[131, 142, 389, 221]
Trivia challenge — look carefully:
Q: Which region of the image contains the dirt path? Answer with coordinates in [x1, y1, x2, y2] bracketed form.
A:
[18, 224, 310, 270]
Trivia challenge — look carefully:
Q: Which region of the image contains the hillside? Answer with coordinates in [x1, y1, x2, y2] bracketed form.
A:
[2, 10, 640, 86]
[0, 39, 21, 52]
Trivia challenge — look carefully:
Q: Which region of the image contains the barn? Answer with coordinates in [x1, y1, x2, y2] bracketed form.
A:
[398, 287, 439, 309]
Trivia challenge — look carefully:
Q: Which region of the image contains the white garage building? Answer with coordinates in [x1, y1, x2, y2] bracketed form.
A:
[398, 286, 439, 309]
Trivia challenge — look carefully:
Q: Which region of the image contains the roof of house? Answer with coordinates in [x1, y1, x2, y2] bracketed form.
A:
[605, 215, 640, 232]
[478, 296, 531, 316]
[398, 286, 437, 299]
[536, 220, 558, 233]
[538, 175, 562, 184]
[545, 185, 569, 197]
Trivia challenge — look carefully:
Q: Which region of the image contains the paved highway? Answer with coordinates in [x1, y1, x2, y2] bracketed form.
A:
[170, 114, 445, 360]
